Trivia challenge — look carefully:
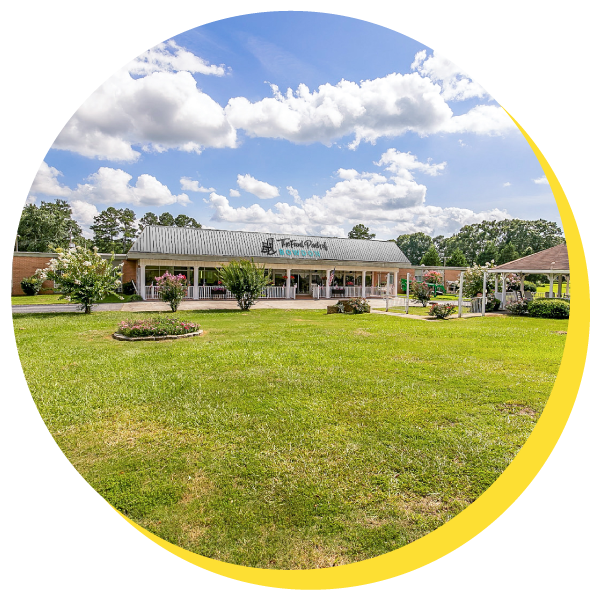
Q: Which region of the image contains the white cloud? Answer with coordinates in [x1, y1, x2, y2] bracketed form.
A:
[27, 161, 72, 202]
[69, 199, 99, 227]
[411, 50, 488, 101]
[237, 174, 280, 199]
[127, 40, 226, 77]
[180, 176, 215, 193]
[229, 189, 241, 197]
[205, 149, 511, 238]
[52, 46, 514, 161]
[376, 149, 446, 179]
[286, 186, 302, 204]
[503, 182, 511, 187]
[320, 225, 346, 237]
[533, 176, 549, 185]
[54, 69, 237, 161]
[71, 167, 190, 207]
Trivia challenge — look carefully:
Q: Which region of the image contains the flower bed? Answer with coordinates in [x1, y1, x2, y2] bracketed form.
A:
[114, 316, 202, 341]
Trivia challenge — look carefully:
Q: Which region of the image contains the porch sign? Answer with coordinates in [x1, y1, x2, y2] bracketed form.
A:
[260, 237, 328, 259]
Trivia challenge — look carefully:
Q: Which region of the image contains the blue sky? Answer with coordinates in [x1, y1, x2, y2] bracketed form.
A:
[29, 11, 558, 238]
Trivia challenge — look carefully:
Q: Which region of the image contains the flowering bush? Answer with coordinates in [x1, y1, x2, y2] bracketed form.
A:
[155, 272, 188, 312]
[20, 269, 46, 295]
[347, 297, 370, 313]
[463, 262, 495, 297]
[428, 303, 457, 319]
[40, 246, 122, 313]
[505, 298, 530, 315]
[423, 270, 443, 285]
[410, 280, 431, 306]
[117, 316, 201, 337]
[217, 259, 272, 310]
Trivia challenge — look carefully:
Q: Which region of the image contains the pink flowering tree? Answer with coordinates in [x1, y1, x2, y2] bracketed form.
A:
[155, 272, 188, 312]
[423, 270, 443, 285]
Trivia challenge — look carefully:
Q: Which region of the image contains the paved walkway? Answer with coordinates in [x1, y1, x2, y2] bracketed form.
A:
[13, 298, 480, 316]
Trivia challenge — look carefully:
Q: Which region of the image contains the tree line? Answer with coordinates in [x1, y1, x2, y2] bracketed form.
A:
[349, 220, 565, 267]
[17, 200, 202, 253]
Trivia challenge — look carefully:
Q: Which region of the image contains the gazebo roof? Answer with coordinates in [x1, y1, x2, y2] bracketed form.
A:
[490, 244, 569, 273]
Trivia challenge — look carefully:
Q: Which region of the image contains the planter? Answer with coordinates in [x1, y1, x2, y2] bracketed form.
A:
[113, 330, 203, 342]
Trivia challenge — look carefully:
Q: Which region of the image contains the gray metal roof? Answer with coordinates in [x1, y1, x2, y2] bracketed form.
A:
[128, 226, 410, 266]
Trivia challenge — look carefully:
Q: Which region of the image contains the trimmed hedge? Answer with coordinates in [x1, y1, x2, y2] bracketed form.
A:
[527, 299, 570, 319]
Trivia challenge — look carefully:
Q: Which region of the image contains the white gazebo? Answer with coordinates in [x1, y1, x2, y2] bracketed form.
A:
[489, 244, 570, 308]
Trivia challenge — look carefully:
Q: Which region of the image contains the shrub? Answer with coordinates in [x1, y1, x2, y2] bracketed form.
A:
[524, 281, 537, 293]
[411, 281, 431, 306]
[486, 297, 501, 311]
[428, 303, 457, 319]
[217, 259, 271, 310]
[155, 272, 188, 312]
[505, 298, 530, 315]
[346, 298, 370, 313]
[117, 315, 201, 337]
[129, 294, 143, 302]
[20, 270, 46, 295]
[463, 262, 495, 297]
[122, 280, 136, 295]
[528, 299, 570, 319]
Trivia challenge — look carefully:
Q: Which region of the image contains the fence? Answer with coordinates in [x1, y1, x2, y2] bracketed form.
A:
[145, 285, 291, 300]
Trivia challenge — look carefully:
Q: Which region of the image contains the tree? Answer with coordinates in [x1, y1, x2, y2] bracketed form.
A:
[348, 224, 375, 239]
[497, 241, 519, 265]
[92, 207, 138, 253]
[395, 232, 433, 265]
[158, 212, 176, 227]
[421, 244, 442, 266]
[41, 246, 122, 314]
[217, 259, 271, 310]
[174, 214, 202, 228]
[17, 200, 82, 252]
[410, 281, 431, 307]
[476, 241, 499, 265]
[446, 248, 468, 267]
[91, 207, 123, 253]
[138, 212, 159, 232]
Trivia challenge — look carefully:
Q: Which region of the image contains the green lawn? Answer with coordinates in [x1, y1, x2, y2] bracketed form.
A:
[373, 306, 433, 316]
[13, 308, 566, 569]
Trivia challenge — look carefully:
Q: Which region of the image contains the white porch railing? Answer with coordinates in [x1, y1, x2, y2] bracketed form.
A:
[260, 286, 287, 299]
[385, 296, 408, 311]
[144, 286, 193, 300]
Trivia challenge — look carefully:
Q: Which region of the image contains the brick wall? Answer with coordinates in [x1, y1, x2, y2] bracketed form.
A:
[12, 252, 130, 296]
[11, 254, 55, 295]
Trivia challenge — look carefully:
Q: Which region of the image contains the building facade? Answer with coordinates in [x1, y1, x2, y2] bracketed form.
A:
[127, 227, 411, 300]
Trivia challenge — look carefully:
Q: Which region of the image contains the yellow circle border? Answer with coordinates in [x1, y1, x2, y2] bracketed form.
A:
[114, 111, 590, 589]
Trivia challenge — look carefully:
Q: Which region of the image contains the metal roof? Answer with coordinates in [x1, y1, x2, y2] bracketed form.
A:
[128, 226, 410, 265]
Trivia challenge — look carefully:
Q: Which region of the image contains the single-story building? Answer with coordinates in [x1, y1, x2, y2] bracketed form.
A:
[128, 226, 411, 299]
[12, 227, 411, 299]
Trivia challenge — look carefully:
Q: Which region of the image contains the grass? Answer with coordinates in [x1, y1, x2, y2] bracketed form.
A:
[373, 306, 433, 316]
[13, 308, 566, 569]
[11, 293, 136, 305]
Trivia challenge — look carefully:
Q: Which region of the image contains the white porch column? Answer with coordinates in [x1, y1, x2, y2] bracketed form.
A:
[549, 273, 555, 298]
[140, 264, 146, 300]
[387, 272, 392, 296]
[458, 272, 464, 318]
[520, 272, 525, 297]
[566, 276, 570, 296]
[286, 268, 291, 299]
[361, 270, 366, 298]
[501, 273, 507, 307]
[482, 271, 487, 316]
[558, 274, 563, 297]
[494, 274, 498, 294]
[193, 266, 199, 300]
[326, 269, 331, 299]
